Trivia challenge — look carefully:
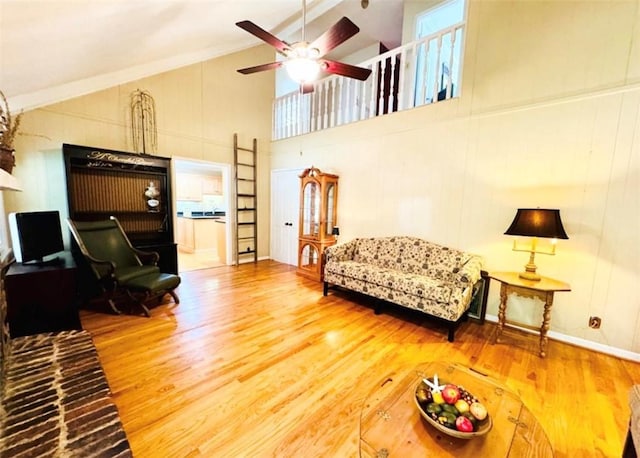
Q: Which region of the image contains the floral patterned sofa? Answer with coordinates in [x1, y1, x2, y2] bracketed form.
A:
[323, 236, 487, 341]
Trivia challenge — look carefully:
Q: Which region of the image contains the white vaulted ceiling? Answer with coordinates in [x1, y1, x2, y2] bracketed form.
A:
[0, 0, 403, 111]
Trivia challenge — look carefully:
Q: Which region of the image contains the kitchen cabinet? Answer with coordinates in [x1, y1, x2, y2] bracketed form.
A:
[177, 217, 195, 253]
[176, 174, 202, 201]
[176, 173, 223, 201]
[177, 217, 222, 260]
[202, 175, 222, 196]
[193, 219, 217, 252]
[215, 221, 226, 263]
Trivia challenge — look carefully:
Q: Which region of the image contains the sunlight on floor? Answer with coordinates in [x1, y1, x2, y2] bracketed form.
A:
[178, 250, 225, 273]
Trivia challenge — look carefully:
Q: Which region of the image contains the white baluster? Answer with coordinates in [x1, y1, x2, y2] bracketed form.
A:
[397, 48, 406, 111]
[341, 78, 355, 124]
[420, 40, 430, 106]
[337, 78, 344, 125]
[377, 59, 386, 115]
[389, 54, 397, 113]
[309, 84, 318, 132]
[446, 28, 457, 99]
[432, 34, 443, 104]
[360, 75, 367, 120]
[272, 97, 277, 139]
[316, 84, 322, 132]
[323, 80, 329, 129]
[284, 97, 291, 137]
[369, 63, 378, 119]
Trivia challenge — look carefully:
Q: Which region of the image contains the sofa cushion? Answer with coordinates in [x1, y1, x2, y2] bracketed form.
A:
[325, 260, 453, 304]
[351, 236, 472, 282]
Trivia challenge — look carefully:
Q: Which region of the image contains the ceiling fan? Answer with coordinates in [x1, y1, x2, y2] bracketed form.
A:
[236, 0, 372, 92]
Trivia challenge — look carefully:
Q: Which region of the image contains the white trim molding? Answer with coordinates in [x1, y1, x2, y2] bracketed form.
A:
[485, 314, 640, 363]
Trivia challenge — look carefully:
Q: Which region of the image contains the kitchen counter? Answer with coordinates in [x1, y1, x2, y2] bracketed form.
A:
[176, 214, 226, 260]
[177, 211, 225, 220]
[178, 215, 223, 220]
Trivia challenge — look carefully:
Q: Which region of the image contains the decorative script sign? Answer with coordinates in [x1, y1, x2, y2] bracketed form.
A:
[86, 150, 155, 166]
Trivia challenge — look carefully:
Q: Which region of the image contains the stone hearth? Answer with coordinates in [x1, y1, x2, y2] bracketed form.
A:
[0, 330, 131, 457]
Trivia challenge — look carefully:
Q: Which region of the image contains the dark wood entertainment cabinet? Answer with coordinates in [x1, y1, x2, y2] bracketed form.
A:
[5, 251, 81, 337]
[62, 143, 178, 275]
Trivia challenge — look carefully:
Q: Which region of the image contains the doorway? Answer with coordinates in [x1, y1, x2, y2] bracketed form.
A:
[270, 168, 301, 266]
[173, 158, 232, 272]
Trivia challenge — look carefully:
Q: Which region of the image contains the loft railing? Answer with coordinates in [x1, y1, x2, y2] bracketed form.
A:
[272, 21, 465, 140]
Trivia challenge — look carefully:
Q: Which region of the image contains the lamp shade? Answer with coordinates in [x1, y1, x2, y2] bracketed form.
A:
[504, 208, 569, 239]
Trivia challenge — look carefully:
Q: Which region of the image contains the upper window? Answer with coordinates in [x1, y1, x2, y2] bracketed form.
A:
[414, 0, 466, 105]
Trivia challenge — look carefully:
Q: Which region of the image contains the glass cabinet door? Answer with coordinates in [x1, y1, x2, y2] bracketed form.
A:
[325, 183, 335, 236]
[300, 243, 319, 270]
[302, 181, 320, 238]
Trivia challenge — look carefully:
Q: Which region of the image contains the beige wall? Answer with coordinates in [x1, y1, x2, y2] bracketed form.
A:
[7, 45, 275, 260]
[271, 1, 640, 354]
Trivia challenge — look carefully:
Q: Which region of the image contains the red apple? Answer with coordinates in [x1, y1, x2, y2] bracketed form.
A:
[455, 415, 474, 433]
[441, 384, 460, 404]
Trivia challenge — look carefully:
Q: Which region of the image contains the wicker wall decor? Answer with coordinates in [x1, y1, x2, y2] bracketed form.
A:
[130, 89, 157, 155]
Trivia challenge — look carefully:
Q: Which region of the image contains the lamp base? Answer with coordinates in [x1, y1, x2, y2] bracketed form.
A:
[519, 271, 541, 281]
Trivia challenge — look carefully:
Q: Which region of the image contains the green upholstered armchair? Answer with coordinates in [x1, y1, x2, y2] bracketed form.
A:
[67, 217, 180, 317]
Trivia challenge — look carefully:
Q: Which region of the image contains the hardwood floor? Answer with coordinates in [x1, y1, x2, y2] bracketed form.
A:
[80, 260, 640, 457]
[177, 250, 225, 272]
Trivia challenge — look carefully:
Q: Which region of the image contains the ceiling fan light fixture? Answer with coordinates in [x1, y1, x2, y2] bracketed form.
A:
[285, 57, 320, 83]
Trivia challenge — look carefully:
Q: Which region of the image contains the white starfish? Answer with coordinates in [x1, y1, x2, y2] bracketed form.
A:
[423, 373, 446, 393]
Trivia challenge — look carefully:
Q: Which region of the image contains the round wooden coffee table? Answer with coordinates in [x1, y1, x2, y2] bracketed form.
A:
[360, 362, 553, 457]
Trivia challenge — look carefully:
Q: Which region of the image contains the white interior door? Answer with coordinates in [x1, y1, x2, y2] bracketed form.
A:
[270, 169, 301, 266]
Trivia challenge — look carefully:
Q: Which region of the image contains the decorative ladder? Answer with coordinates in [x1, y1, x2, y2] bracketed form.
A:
[233, 133, 257, 265]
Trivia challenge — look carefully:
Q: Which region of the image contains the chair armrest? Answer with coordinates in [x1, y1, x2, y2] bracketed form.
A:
[82, 253, 116, 282]
[325, 240, 357, 263]
[132, 247, 159, 266]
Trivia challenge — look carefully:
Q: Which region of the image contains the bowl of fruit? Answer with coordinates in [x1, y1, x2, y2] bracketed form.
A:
[414, 375, 492, 439]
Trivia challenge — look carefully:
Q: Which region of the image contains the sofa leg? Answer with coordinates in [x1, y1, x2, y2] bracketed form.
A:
[374, 299, 384, 315]
[323, 281, 329, 296]
[448, 324, 455, 342]
[623, 427, 637, 458]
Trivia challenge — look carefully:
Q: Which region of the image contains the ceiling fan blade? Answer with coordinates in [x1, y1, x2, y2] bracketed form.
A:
[309, 17, 360, 57]
[237, 61, 283, 75]
[301, 83, 314, 94]
[321, 59, 372, 81]
[236, 20, 290, 53]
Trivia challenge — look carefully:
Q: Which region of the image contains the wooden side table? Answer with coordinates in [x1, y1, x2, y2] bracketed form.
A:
[489, 272, 570, 358]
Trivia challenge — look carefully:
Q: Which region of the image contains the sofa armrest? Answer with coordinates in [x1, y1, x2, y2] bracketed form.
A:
[454, 255, 484, 285]
[325, 239, 357, 263]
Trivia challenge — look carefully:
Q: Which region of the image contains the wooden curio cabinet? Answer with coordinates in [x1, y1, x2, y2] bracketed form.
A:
[63, 143, 178, 274]
[297, 167, 339, 281]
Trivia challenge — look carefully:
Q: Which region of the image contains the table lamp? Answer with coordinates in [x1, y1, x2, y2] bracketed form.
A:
[504, 208, 569, 281]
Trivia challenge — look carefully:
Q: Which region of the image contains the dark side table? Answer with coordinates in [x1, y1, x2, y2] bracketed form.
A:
[5, 251, 81, 337]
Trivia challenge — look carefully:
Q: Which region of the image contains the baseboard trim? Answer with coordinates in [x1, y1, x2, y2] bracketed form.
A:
[484, 314, 640, 363]
[236, 255, 270, 265]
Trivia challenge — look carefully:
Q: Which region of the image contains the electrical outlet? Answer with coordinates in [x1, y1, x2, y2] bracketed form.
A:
[589, 316, 601, 329]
